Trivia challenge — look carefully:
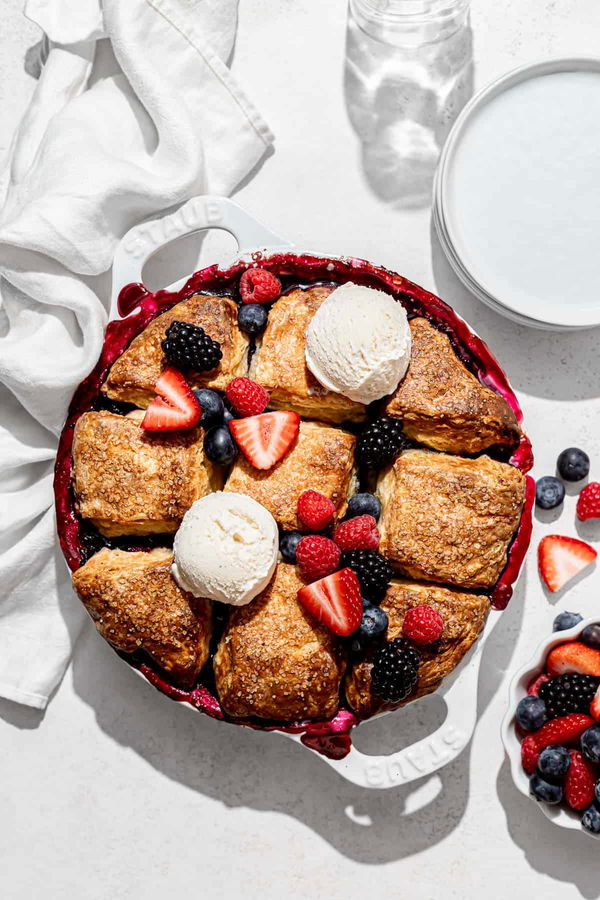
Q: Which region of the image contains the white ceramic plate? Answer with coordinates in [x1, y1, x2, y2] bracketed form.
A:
[501, 617, 600, 839]
[435, 58, 600, 330]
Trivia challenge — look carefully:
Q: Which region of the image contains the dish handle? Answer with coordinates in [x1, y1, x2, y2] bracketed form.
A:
[295, 637, 485, 789]
[109, 195, 293, 320]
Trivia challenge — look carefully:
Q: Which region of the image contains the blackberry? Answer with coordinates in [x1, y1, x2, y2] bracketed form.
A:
[342, 549, 392, 600]
[356, 418, 408, 469]
[371, 638, 420, 703]
[539, 673, 600, 717]
[162, 320, 222, 372]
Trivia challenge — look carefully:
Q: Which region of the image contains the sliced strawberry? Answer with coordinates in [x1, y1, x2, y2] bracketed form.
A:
[530, 713, 593, 750]
[142, 367, 201, 431]
[527, 673, 552, 696]
[538, 535, 597, 593]
[297, 567, 362, 636]
[547, 642, 600, 677]
[564, 749, 596, 810]
[229, 411, 300, 470]
[591, 686, 600, 720]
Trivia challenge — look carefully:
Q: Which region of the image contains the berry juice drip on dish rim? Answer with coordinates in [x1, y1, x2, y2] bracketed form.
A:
[54, 253, 534, 758]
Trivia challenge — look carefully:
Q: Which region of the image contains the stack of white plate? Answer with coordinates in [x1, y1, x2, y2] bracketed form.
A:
[433, 58, 600, 331]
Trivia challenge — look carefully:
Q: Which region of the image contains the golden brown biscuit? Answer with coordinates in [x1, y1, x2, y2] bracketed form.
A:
[250, 285, 366, 424]
[345, 579, 489, 718]
[103, 293, 248, 407]
[213, 563, 346, 721]
[72, 411, 222, 537]
[384, 318, 520, 454]
[377, 449, 526, 589]
[73, 548, 211, 689]
[224, 419, 357, 530]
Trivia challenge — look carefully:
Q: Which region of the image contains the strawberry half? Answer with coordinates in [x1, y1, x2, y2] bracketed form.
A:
[142, 367, 201, 431]
[297, 567, 362, 636]
[565, 749, 596, 810]
[538, 535, 597, 593]
[530, 713, 593, 750]
[229, 411, 300, 470]
[547, 641, 600, 677]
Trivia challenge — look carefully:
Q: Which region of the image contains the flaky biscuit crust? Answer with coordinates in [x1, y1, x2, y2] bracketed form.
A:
[224, 419, 357, 530]
[377, 449, 526, 589]
[345, 579, 490, 718]
[213, 563, 346, 720]
[384, 318, 520, 454]
[73, 548, 211, 688]
[250, 285, 366, 424]
[72, 411, 222, 536]
[103, 293, 248, 406]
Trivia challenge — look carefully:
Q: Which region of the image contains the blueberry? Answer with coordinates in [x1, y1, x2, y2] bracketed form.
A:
[516, 695, 548, 731]
[582, 805, 600, 834]
[529, 773, 563, 805]
[222, 406, 236, 425]
[537, 745, 571, 781]
[279, 531, 302, 564]
[203, 425, 238, 465]
[553, 611, 583, 632]
[581, 724, 600, 763]
[535, 476, 565, 510]
[359, 606, 388, 638]
[557, 447, 590, 482]
[347, 493, 382, 520]
[193, 388, 224, 427]
[582, 624, 600, 650]
[238, 303, 268, 336]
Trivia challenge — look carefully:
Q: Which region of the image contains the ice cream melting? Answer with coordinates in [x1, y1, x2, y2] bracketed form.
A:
[305, 282, 411, 405]
[172, 492, 278, 606]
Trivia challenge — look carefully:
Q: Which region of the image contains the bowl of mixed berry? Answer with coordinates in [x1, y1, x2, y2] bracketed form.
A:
[503, 612, 600, 836]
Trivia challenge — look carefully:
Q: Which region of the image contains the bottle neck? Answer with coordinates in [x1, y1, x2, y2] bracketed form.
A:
[349, 0, 470, 45]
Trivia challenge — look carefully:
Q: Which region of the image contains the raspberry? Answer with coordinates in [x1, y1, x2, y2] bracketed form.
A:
[296, 535, 341, 581]
[521, 735, 539, 774]
[297, 490, 335, 531]
[527, 673, 552, 696]
[564, 749, 597, 810]
[333, 515, 380, 551]
[531, 713, 593, 750]
[403, 605, 444, 645]
[225, 377, 270, 417]
[577, 482, 600, 521]
[239, 268, 281, 305]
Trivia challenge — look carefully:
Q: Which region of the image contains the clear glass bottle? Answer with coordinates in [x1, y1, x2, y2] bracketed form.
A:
[345, 0, 472, 207]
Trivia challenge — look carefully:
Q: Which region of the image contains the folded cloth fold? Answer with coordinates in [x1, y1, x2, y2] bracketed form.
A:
[0, 0, 273, 709]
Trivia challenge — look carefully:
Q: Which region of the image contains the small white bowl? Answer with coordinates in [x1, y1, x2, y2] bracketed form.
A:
[501, 617, 600, 838]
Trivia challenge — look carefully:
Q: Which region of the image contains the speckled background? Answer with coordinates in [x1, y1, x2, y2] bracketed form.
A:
[1, 1, 600, 897]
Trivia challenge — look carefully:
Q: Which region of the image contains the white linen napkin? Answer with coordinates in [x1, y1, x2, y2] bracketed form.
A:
[0, 0, 273, 708]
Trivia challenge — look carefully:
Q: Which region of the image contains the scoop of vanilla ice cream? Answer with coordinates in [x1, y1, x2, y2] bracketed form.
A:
[172, 492, 278, 606]
[305, 283, 411, 405]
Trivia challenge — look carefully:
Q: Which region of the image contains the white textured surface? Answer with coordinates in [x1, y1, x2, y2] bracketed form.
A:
[2, 0, 600, 897]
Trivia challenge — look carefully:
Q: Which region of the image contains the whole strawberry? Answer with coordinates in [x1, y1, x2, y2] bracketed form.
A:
[564, 749, 597, 810]
[334, 515, 380, 551]
[521, 735, 540, 774]
[403, 605, 444, 645]
[239, 268, 281, 304]
[297, 490, 335, 531]
[577, 482, 600, 521]
[226, 377, 270, 417]
[296, 535, 341, 582]
[530, 713, 593, 750]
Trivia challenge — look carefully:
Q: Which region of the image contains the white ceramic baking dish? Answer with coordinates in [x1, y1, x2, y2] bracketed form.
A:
[58, 195, 532, 790]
